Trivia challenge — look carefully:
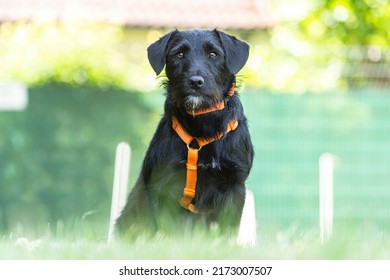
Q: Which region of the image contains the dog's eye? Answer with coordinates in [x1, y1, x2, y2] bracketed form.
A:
[209, 52, 218, 59]
[177, 52, 184, 59]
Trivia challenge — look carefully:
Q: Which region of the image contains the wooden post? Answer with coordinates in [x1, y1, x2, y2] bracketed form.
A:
[319, 153, 334, 245]
[108, 142, 131, 243]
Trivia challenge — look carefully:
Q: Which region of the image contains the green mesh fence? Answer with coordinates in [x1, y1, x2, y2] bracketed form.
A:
[1, 85, 389, 234]
[242, 89, 390, 229]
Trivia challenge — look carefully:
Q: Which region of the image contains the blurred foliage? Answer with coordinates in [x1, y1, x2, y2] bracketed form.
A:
[1, 1, 390, 94]
[300, 0, 390, 46]
[246, 0, 390, 92]
[0, 22, 167, 92]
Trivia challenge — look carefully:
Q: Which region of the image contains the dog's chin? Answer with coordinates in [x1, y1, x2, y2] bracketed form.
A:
[184, 95, 204, 112]
[178, 88, 223, 112]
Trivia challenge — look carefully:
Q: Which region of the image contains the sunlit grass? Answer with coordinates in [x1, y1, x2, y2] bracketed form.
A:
[1, 223, 388, 260]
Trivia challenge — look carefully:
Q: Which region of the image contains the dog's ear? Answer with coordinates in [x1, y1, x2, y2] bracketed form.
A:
[216, 30, 250, 74]
[147, 31, 175, 75]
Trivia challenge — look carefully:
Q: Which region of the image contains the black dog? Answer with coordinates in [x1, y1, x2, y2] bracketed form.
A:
[116, 29, 254, 238]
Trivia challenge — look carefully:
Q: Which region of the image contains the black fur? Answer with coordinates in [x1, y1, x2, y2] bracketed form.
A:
[116, 29, 254, 238]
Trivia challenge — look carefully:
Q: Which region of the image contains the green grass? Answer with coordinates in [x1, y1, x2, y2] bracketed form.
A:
[1, 224, 389, 260]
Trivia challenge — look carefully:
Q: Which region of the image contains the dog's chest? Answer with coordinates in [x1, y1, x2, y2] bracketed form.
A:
[197, 157, 221, 170]
[177, 158, 222, 172]
[177, 147, 224, 171]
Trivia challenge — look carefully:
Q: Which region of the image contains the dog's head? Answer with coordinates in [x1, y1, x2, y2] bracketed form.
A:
[147, 29, 249, 112]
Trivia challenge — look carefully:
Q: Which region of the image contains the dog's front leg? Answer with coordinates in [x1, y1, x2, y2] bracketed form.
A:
[212, 186, 246, 233]
[114, 175, 156, 239]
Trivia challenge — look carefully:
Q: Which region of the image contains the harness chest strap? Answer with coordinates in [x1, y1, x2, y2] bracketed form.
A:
[171, 116, 238, 214]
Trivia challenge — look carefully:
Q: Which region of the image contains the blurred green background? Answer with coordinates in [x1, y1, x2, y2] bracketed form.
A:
[0, 0, 389, 240]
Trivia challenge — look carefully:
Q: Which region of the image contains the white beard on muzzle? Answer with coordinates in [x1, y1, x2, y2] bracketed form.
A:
[184, 95, 203, 111]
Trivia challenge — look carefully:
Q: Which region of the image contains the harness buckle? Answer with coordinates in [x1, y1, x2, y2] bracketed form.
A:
[186, 138, 202, 151]
[186, 144, 202, 151]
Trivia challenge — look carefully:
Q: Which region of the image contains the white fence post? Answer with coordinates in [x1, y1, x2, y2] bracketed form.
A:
[0, 81, 28, 111]
[237, 189, 257, 247]
[108, 142, 131, 243]
[319, 153, 335, 245]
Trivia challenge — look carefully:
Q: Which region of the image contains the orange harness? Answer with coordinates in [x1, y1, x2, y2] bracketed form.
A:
[171, 84, 238, 214]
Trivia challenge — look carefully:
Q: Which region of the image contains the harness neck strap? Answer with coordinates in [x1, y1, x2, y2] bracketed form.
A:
[172, 116, 238, 214]
[187, 83, 235, 117]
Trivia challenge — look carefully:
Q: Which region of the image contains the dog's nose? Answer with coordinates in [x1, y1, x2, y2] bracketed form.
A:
[189, 76, 204, 89]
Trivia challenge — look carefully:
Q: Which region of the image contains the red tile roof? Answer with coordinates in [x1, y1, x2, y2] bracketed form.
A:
[0, 0, 274, 29]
